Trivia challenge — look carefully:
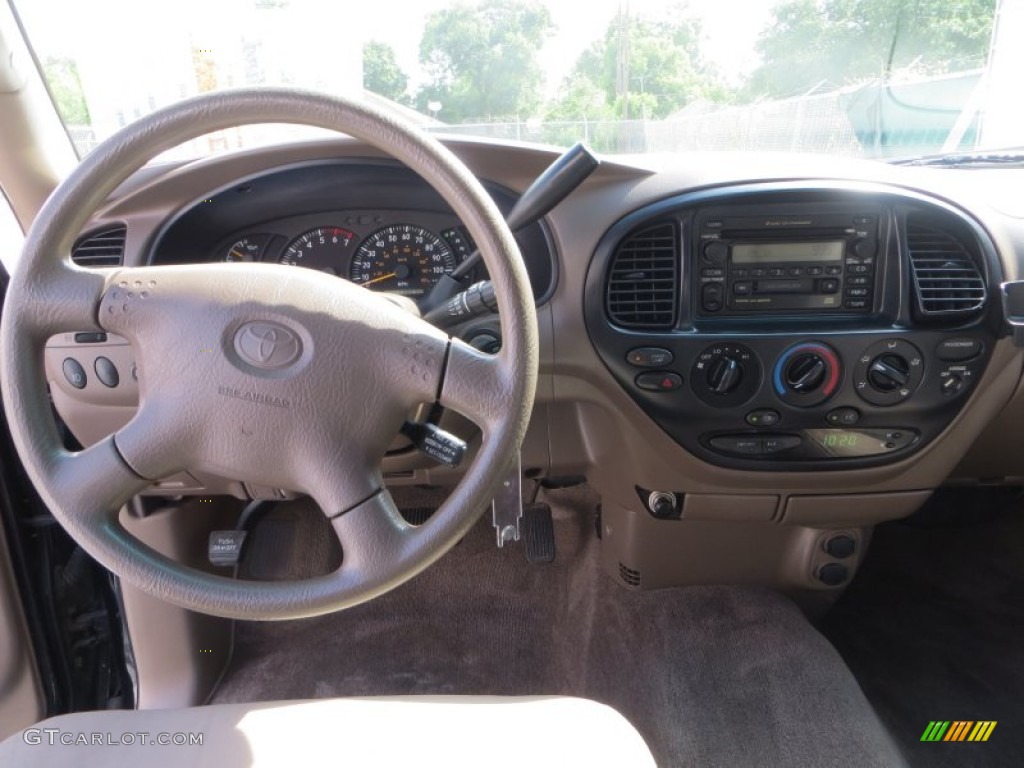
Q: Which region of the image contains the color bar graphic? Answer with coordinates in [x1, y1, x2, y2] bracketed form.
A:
[921, 720, 996, 742]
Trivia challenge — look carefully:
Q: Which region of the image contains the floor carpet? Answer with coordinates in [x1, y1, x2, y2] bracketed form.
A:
[213, 486, 904, 767]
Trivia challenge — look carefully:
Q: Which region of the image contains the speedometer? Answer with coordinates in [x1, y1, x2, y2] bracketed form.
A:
[351, 224, 456, 296]
[279, 227, 357, 273]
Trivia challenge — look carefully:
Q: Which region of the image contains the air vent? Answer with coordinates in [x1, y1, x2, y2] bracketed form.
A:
[906, 219, 985, 317]
[618, 562, 642, 588]
[606, 222, 678, 329]
[71, 225, 126, 267]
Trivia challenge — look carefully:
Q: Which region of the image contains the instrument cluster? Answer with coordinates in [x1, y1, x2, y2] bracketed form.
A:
[214, 211, 477, 298]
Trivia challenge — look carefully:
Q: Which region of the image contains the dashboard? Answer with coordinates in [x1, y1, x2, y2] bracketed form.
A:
[41, 136, 1024, 602]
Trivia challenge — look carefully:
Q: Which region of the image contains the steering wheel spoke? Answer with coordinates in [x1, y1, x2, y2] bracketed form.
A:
[46, 439, 151, 528]
[328, 489, 417, 583]
[438, 337, 512, 430]
[14, 261, 112, 337]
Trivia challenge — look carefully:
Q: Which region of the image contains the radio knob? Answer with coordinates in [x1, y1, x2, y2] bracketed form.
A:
[706, 355, 743, 395]
[868, 354, 910, 392]
[703, 241, 728, 265]
[853, 238, 877, 259]
[784, 353, 828, 394]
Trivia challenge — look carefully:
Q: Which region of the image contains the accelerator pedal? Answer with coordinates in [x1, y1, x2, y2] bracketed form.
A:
[522, 502, 556, 564]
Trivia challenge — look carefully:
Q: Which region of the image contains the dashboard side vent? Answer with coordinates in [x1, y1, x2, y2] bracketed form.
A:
[606, 222, 678, 329]
[906, 218, 985, 318]
[71, 225, 127, 267]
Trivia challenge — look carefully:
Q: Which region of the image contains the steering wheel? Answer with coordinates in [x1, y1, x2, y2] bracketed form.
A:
[0, 89, 538, 620]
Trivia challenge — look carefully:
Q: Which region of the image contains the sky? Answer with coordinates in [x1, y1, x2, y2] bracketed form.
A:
[14, 0, 779, 98]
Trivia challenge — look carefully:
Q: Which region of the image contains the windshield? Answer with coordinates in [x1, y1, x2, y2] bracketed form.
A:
[12, 0, 1015, 160]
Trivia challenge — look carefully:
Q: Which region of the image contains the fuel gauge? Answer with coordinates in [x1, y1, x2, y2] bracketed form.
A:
[223, 234, 271, 262]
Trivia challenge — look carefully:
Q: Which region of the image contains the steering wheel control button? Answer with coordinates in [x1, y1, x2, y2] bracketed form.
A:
[233, 321, 302, 370]
[826, 407, 860, 426]
[745, 409, 780, 427]
[74, 332, 108, 344]
[62, 358, 87, 389]
[635, 371, 683, 392]
[853, 339, 924, 406]
[627, 347, 674, 368]
[824, 535, 857, 559]
[93, 356, 119, 388]
[773, 342, 841, 407]
[817, 562, 849, 587]
[692, 343, 761, 407]
[936, 337, 982, 362]
[400, 421, 468, 467]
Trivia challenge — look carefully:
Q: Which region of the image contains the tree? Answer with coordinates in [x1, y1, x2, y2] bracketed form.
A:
[42, 57, 90, 125]
[416, 0, 553, 122]
[550, 7, 731, 122]
[363, 41, 409, 104]
[748, 0, 996, 98]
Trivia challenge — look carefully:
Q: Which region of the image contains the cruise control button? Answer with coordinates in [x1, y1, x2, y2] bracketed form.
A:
[627, 347, 674, 368]
[936, 337, 982, 362]
[94, 356, 119, 388]
[826, 407, 861, 426]
[635, 371, 683, 392]
[62, 358, 87, 389]
[745, 409, 780, 427]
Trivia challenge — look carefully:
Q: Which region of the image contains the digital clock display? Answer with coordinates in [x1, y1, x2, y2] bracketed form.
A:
[820, 432, 858, 448]
[803, 428, 909, 458]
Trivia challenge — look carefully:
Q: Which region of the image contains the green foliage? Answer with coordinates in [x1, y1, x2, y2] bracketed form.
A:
[42, 57, 90, 125]
[549, 7, 731, 123]
[363, 41, 410, 104]
[416, 0, 553, 122]
[749, 0, 996, 98]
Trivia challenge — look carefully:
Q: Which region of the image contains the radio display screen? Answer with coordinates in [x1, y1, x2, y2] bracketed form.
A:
[732, 241, 845, 264]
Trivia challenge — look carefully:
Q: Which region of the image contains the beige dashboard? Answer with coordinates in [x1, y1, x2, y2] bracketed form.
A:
[44, 137, 1024, 601]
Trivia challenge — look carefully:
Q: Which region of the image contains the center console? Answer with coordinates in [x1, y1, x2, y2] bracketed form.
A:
[585, 182, 1002, 471]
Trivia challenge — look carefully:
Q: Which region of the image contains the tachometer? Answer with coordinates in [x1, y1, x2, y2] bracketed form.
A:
[279, 227, 357, 273]
[351, 224, 456, 296]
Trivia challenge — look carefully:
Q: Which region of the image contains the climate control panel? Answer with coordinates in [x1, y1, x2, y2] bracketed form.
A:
[593, 330, 991, 470]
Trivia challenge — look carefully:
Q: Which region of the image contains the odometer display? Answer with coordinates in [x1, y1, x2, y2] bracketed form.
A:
[351, 224, 456, 296]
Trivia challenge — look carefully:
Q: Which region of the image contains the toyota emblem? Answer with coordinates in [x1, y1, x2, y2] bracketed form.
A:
[233, 322, 302, 370]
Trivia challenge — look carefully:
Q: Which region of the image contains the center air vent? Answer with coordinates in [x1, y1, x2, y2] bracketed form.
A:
[606, 222, 678, 329]
[71, 225, 127, 267]
[906, 218, 985, 318]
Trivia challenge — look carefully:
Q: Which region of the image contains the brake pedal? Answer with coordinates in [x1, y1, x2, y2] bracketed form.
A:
[522, 502, 556, 564]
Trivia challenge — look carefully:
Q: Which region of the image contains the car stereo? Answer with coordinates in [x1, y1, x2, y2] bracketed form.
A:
[695, 205, 881, 315]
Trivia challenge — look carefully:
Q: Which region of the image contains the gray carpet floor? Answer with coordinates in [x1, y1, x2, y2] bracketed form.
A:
[214, 486, 905, 767]
[822, 490, 1024, 768]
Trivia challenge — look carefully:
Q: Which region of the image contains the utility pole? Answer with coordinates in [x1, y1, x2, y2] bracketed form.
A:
[616, 1, 630, 120]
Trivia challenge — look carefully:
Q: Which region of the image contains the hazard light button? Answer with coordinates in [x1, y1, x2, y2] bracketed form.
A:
[635, 371, 683, 392]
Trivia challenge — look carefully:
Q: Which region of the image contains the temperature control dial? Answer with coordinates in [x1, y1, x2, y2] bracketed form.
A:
[691, 343, 761, 407]
[853, 339, 925, 406]
[773, 342, 842, 407]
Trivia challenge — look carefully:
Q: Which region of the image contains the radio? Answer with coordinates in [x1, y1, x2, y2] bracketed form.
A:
[695, 206, 881, 315]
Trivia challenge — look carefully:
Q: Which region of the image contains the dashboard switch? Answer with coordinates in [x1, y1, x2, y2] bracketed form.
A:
[745, 409, 780, 427]
[636, 371, 683, 392]
[936, 338, 982, 362]
[62, 358, 87, 390]
[824, 535, 857, 559]
[826, 407, 860, 426]
[817, 563, 849, 586]
[709, 436, 763, 455]
[94, 357, 120, 388]
[762, 435, 801, 454]
[627, 347, 674, 368]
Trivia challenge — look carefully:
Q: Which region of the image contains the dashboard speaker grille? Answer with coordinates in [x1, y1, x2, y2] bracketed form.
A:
[618, 562, 642, 588]
[71, 225, 127, 267]
[906, 219, 985, 317]
[606, 222, 678, 328]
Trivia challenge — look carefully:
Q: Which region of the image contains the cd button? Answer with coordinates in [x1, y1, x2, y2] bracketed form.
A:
[806, 266, 823, 276]
[788, 267, 803, 276]
[825, 265, 843, 275]
[769, 267, 785, 277]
